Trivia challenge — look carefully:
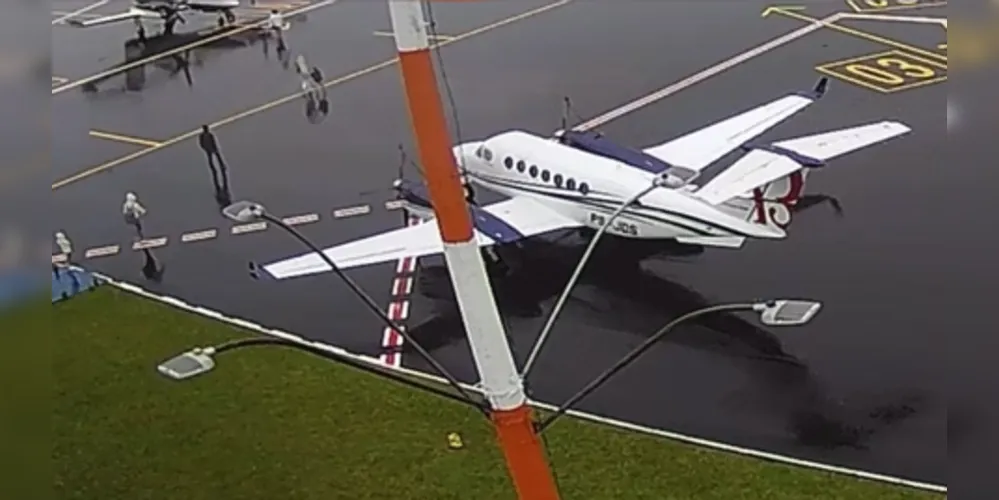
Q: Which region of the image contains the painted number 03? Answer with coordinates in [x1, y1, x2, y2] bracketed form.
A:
[844, 57, 936, 86]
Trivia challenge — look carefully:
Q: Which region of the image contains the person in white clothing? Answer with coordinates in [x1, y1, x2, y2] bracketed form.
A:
[267, 10, 286, 50]
[122, 192, 147, 237]
[53, 231, 78, 286]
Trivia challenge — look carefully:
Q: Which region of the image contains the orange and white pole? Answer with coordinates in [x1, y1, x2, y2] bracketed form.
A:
[387, 1, 560, 498]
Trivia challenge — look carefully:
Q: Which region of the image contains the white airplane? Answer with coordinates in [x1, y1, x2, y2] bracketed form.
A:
[263, 78, 912, 280]
[66, 0, 240, 38]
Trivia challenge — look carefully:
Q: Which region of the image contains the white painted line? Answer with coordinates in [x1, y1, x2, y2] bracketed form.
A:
[573, 13, 836, 132]
[84, 245, 120, 259]
[51, 0, 109, 25]
[231, 221, 268, 235]
[87, 271, 945, 495]
[385, 200, 405, 211]
[132, 237, 167, 250]
[52, 254, 67, 264]
[333, 205, 372, 218]
[282, 213, 320, 226]
[181, 229, 218, 243]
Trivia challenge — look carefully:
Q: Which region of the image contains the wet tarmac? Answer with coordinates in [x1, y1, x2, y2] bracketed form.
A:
[42, 0, 995, 496]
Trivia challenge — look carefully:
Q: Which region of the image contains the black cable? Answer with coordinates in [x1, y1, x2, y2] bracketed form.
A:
[212, 337, 486, 411]
[259, 212, 489, 417]
[422, 1, 465, 171]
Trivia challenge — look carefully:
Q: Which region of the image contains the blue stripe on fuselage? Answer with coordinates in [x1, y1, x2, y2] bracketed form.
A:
[559, 131, 671, 174]
[395, 178, 525, 243]
[469, 205, 524, 243]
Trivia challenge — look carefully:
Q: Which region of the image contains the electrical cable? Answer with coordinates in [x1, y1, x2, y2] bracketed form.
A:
[521, 181, 663, 379]
[258, 211, 489, 417]
[212, 337, 486, 410]
[422, 0, 466, 172]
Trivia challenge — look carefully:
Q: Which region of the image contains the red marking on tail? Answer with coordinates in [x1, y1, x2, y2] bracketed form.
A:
[751, 171, 805, 229]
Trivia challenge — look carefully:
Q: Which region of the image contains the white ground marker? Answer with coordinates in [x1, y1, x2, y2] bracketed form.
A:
[132, 237, 168, 250]
[333, 205, 372, 218]
[282, 213, 320, 226]
[84, 245, 120, 259]
[231, 221, 268, 235]
[181, 229, 218, 243]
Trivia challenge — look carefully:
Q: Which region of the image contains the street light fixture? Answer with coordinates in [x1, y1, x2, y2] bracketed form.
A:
[157, 337, 485, 409]
[535, 299, 822, 434]
[221, 200, 485, 415]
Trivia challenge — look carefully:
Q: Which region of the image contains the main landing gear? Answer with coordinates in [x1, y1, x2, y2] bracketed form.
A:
[217, 9, 236, 28]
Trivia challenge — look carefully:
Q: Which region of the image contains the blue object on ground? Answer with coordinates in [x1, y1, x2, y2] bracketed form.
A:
[51, 268, 101, 303]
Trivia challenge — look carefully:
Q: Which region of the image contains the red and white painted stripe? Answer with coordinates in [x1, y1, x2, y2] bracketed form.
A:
[379, 216, 421, 367]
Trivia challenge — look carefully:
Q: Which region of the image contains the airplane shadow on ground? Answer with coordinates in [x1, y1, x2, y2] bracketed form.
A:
[405, 194, 925, 451]
[79, 27, 272, 95]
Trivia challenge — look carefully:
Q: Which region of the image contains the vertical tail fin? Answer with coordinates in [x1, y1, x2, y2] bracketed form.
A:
[718, 170, 808, 231]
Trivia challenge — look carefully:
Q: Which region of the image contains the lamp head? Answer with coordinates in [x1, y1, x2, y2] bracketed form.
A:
[157, 348, 217, 381]
[223, 200, 266, 223]
[754, 300, 822, 326]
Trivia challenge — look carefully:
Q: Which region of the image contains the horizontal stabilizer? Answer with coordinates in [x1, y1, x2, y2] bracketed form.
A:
[773, 121, 911, 162]
[695, 121, 911, 205]
[675, 236, 746, 248]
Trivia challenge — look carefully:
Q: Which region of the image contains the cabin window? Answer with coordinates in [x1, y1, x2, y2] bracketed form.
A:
[516, 160, 526, 173]
[554, 174, 563, 188]
[529, 165, 538, 177]
[504, 157, 513, 169]
[474, 147, 483, 158]
[483, 148, 493, 161]
[579, 182, 590, 195]
[541, 170, 551, 182]
[566, 178, 576, 191]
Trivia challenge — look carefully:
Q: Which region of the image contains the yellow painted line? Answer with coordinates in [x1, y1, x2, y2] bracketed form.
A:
[89, 130, 163, 147]
[815, 49, 946, 93]
[51, 0, 575, 191]
[848, 0, 947, 13]
[373, 30, 456, 42]
[767, 7, 946, 62]
[51, 0, 340, 95]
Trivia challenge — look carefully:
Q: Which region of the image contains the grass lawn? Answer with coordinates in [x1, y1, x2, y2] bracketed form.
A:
[26, 287, 940, 499]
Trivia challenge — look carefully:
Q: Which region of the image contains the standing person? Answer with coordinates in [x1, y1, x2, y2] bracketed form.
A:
[267, 10, 286, 52]
[53, 231, 79, 288]
[198, 125, 229, 192]
[122, 192, 147, 238]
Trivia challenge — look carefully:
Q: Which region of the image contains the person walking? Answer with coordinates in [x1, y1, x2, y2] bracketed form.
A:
[122, 192, 147, 238]
[53, 231, 79, 288]
[198, 124, 229, 192]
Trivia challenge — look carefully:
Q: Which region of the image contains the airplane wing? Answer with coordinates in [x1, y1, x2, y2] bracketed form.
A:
[263, 197, 582, 280]
[693, 121, 911, 205]
[65, 7, 161, 28]
[641, 78, 828, 173]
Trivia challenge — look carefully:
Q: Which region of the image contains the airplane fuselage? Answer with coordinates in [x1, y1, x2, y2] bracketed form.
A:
[453, 130, 777, 241]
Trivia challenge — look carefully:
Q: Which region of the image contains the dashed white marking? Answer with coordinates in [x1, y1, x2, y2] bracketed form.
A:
[181, 229, 218, 243]
[52, 254, 68, 264]
[391, 276, 413, 296]
[132, 237, 168, 250]
[231, 221, 268, 235]
[333, 205, 371, 218]
[282, 213, 320, 226]
[84, 245, 120, 259]
[385, 200, 405, 210]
